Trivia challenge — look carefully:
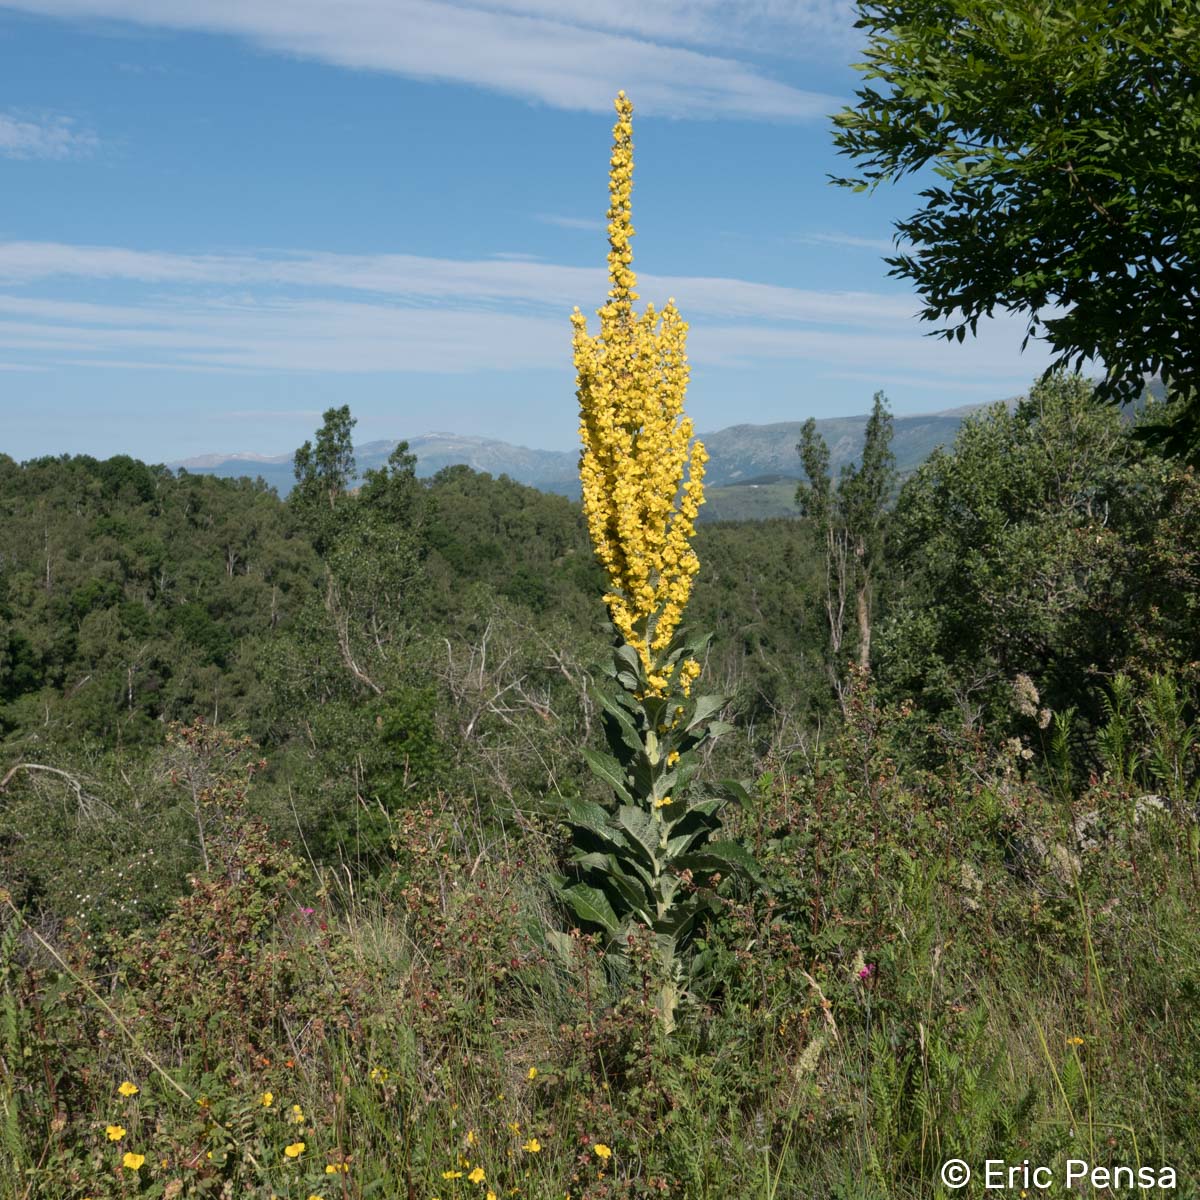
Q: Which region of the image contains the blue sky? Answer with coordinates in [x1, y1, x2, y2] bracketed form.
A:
[0, 0, 1055, 463]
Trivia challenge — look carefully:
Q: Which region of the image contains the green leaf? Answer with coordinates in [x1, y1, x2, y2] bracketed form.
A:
[581, 749, 634, 804]
[686, 693, 726, 731]
[617, 805, 660, 863]
[676, 840, 762, 883]
[561, 883, 620, 934]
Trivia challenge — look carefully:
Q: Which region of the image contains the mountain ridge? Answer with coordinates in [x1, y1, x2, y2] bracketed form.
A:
[168, 396, 1021, 520]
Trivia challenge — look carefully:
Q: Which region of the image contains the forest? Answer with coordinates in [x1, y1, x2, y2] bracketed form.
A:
[4, 368, 1200, 1198]
[5, 3, 1200, 1196]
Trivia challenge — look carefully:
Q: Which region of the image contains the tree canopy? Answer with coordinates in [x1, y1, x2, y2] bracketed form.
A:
[833, 0, 1200, 455]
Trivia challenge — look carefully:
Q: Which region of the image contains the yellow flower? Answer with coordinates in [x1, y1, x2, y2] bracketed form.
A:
[468, 1167, 486, 1184]
[291, 1104, 305, 1123]
[106, 1124, 126, 1141]
[326, 1162, 349, 1174]
[121, 1152, 145, 1170]
[284, 1142, 306, 1158]
[1067, 1036, 1084, 1046]
[487, 1193, 497, 1200]
[653, 795, 671, 809]
[521, 1138, 541, 1153]
[261, 1091, 274, 1107]
[527, 1067, 538, 1080]
[442, 1170, 463, 1180]
[466, 1129, 476, 1147]
[572, 92, 706, 700]
[507, 1121, 520, 1135]
[594, 1143, 613, 1160]
[666, 751, 679, 766]
[117, 1081, 139, 1097]
[369, 1066, 389, 1082]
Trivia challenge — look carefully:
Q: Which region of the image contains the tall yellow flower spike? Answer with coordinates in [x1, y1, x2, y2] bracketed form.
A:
[571, 91, 708, 697]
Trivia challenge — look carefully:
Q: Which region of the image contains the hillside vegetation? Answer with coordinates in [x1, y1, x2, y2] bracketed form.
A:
[3, 374, 1200, 1198]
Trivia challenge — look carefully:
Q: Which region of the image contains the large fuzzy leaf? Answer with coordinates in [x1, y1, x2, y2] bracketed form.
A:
[617, 805, 660, 865]
[686, 694, 726, 731]
[676, 840, 763, 883]
[582, 749, 634, 804]
[561, 883, 620, 934]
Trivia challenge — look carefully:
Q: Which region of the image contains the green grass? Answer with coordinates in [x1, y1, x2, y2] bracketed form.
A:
[4, 696, 1200, 1200]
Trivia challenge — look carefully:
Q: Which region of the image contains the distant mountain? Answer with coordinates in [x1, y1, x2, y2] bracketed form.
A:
[170, 398, 1013, 519]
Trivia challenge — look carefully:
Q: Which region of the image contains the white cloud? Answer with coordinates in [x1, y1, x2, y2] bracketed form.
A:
[2, 0, 842, 120]
[0, 239, 1060, 385]
[795, 231, 903, 253]
[537, 214, 607, 232]
[0, 111, 98, 159]
[0, 241, 917, 327]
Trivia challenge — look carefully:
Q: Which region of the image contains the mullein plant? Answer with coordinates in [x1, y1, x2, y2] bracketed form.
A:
[562, 92, 759, 1032]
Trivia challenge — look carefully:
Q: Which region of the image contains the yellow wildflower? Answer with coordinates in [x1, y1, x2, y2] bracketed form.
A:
[261, 1091, 274, 1107]
[527, 1067, 538, 1080]
[284, 1142, 306, 1158]
[106, 1124, 126, 1141]
[572, 92, 706, 699]
[290, 1104, 305, 1123]
[122, 1152, 145, 1170]
[469, 1167, 486, 1184]
[666, 750, 679, 766]
[653, 795, 671, 809]
[507, 1121, 520, 1135]
[594, 1143, 613, 1160]
[521, 1138, 541, 1153]
[117, 1081, 139, 1097]
[442, 1170, 464, 1180]
[487, 1193, 497, 1200]
[326, 1162, 350, 1174]
[1067, 1036, 1084, 1046]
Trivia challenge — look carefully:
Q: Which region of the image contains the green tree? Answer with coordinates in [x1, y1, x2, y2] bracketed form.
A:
[796, 391, 895, 702]
[878, 372, 1200, 733]
[292, 405, 357, 547]
[833, 1, 1200, 455]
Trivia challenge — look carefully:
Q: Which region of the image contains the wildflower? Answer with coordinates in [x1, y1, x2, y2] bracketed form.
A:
[117, 1081, 139, 1097]
[507, 1122, 521, 1135]
[106, 1125, 126, 1141]
[487, 1193, 497, 1200]
[442, 1170, 464, 1180]
[369, 1066, 389, 1082]
[594, 1144, 612, 1160]
[291, 1103, 305, 1123]
[466, 1130, 476, 1147]
[469, 1167, 486, 1184]
[261, 1091, 274, 1107]
[122, 1152, 145, 1170]
[652, 795, 671, 809]
[857, 964, 876, 981]
[284, 1142, 306, 1158]
[572, 92, 706, 699]
[527, 1067, 538, 1080]
[666, 751, 679, 767]
[1067, 1036, 1084, 1046]
[326, 1163, 350, 1174]
[521, 1138, 541, 1153]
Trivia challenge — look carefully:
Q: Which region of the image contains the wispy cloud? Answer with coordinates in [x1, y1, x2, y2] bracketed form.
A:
[537, 214, 606, 233]
[0, 238, 1057, 385]
[794, 231, 904, 253]
[0, 241, 917, 327]
[3, 0, 843, 120]
[0, 111, 98, 159]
